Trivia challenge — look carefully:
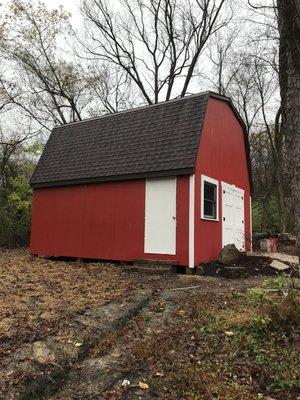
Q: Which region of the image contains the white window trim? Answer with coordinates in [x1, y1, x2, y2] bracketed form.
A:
[201, 175, 219, 221]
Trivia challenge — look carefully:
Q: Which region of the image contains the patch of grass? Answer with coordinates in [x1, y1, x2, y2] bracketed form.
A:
[127, 288, 300, 400]
[262, 273, 300, 292]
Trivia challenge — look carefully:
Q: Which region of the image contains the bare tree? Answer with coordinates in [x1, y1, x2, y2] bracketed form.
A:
[86, 64, 138, 114]
[251, 57, 288, 232]
[205, 31, 264, 133]
[207, 1, 292, 233]
[0, 0, 92, 129]
[204, 30, 241, 96]
[82, 0, 231, 104]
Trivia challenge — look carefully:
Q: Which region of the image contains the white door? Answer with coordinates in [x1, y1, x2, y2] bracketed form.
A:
[144, 177, 176, 255]
[222, 183, 245, 250]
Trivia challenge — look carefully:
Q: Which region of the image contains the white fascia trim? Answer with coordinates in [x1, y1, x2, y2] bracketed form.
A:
[201, 174, 219, 221]
[189, 174, 195, 268]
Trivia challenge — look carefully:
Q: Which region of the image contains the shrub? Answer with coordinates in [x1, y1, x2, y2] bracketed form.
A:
[0, 176, 32, 247]
[263, 295, 300, 333]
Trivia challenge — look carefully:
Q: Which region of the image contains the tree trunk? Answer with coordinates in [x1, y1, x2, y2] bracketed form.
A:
[277, 0, 300, 253]
[275, 164, 286, 232]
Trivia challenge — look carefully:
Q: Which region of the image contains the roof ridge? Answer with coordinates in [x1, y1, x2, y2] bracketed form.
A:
[53, 91, 212, 130]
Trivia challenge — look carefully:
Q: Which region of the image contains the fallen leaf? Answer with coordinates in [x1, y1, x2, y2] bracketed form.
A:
[75, 342, 83, 347]
[139, 381, 149, 389]
[224, 330, 235, 336]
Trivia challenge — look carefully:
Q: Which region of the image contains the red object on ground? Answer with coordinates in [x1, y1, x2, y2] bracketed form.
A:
[269, 238, 278, 252]
[260, 238, 278, 252]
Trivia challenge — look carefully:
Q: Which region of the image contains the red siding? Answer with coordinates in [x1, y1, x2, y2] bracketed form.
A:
[194, 98, 251, 264]
[30, 176, 190, 265]
[30, 97, 252, 266]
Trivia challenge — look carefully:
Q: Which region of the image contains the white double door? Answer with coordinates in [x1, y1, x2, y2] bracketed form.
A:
[222, 182, 245, 251]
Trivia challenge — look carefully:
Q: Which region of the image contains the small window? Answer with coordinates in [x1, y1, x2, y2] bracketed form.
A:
[201, 175, 219, 221]
[204, 182, 217, 219]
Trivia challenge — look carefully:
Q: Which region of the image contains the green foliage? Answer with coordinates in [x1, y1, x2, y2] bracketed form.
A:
[129, 288, 300, 399]
[233, 292, 300, 393]
[252, 196, 278, 232]
[262, 274, 300, 296]
[0, 167, 33, 247]
[247, 287, 269, 301]
[252, 196, 294, 233]
[251, 201, 263, 232]
[262, 274, 292, 290]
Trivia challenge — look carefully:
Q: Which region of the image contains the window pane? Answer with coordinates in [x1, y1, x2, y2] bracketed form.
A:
[204, 182, 216, 202]
[204, 200, 216, 218]
[203, 181, 217, 219]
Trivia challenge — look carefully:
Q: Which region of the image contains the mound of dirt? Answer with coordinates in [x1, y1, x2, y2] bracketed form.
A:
[202, 255, 299, 277]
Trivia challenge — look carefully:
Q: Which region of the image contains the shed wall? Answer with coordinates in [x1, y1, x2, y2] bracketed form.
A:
[30, 176, 190, 265]
[194, 98, 252, 264]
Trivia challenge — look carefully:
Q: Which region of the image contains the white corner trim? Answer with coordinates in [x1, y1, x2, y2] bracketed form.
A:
[201, 174, 219, 221]
[189, 174, 195, 268]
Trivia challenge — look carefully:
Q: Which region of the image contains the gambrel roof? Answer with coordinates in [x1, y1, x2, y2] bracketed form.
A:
[30, 92, 250, 188]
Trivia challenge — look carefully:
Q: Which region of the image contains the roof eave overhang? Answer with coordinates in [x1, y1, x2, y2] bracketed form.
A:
[30, 167, 194, 189]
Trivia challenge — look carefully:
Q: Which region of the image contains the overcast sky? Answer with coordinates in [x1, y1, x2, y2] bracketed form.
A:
[0, 0, 278, 134]
[46, 0, 82, 27]
[46, 0, 79, 13]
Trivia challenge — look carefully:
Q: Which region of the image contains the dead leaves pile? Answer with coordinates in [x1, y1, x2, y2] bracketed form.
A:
[0, 248, 136, 359]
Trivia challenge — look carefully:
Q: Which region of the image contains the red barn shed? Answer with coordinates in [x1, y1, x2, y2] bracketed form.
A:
[30, 92, 252, 269]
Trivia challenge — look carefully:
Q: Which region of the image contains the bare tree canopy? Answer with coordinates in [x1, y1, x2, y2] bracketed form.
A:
[0, 0, 92, 128]
[82, 0, 231, 104]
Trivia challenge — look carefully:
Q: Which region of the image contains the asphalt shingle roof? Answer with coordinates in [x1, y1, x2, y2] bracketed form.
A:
[30, 92, 246, 188]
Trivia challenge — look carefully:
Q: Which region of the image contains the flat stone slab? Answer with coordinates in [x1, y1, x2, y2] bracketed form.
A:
[271, 260, 290, 270]
[250, 251, 299, 265]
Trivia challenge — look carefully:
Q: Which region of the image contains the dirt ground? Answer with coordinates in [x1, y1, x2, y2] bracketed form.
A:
[0, 249, 254, 358]
[0, 249, 136, 357]
[0, 249, 299, 400]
